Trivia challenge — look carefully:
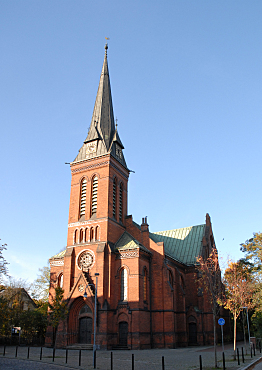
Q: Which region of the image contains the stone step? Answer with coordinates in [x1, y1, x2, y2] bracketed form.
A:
[112, 345, 129, 350]
[66, 344, 93, 350]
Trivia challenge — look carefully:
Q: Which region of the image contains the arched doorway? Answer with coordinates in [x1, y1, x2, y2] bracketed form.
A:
[79, 317, 93, 344]
[188, 323, 197, 345]
[119, 321, 128, 346]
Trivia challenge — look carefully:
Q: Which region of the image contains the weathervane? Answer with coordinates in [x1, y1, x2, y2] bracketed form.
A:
[115, 117, 118, 132]
[105, 37, 110, 54]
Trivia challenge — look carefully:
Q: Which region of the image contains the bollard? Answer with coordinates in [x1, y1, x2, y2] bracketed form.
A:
[111, 351, 113, 370]
[253, 343, 256, 356]
[27, 347, 30, 359]
[3, 345, 6, 356]
[40, 347, 42, 360]
[53, 347, 55, 362]
[199, 355, 202, 370]
[15, 345, 18, 357]
[260, 341, 261, 354]
[242, 347, 245, 363]
[66, 348, 68, 364]
[132, 353, 134, 370]
[237, 348, 240, 365]
[223, 352, 225, 370]
[162, 356, 165, 370]
[251, 345, 253, 358]
[94, 349, 96, 369]
[79, 349, 81, 366]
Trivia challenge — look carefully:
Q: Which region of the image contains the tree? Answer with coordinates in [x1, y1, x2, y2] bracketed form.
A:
[196, 247, 224, 368]
[240, 232, 262, 274]
[0, 240, 9, 283]
[48, 287, 68, 348]
[222, 260, 256, 359]
[31, 266, 50, 302]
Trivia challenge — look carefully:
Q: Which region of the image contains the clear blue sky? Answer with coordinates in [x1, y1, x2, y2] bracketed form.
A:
[1, 1, 261, 282]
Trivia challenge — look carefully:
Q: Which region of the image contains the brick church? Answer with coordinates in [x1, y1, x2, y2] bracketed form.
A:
[46, 44, 227, 349]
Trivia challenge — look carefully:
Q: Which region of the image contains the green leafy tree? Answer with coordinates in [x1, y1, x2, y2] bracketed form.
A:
[0, 296, 11, 335]
[0, 240, 9, 283]
[48, 287, 68, 348]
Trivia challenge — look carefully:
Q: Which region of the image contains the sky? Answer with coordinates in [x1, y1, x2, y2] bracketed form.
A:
[0, 1, 261, 283]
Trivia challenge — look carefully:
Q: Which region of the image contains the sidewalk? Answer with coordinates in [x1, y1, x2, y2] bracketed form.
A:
[0, 343, 261, 370]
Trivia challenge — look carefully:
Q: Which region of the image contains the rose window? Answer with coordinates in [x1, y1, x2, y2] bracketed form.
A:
[78, 251, 94, 271]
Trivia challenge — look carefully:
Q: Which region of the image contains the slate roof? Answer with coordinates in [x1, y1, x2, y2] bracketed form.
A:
[150, 224, 205, 266]
[73, 44, 127, 169]
[115, 231, 151, 254]
[50, 249, 66, 260]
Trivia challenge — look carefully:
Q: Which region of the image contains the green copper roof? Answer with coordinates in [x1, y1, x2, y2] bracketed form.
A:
[50, 249, 66, 260]
[115, 232, 150, 254]
[150, 224, 205, 266]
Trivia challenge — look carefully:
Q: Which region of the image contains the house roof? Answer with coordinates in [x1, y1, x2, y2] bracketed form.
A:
[150, 224, 205, 266]
[115, 231, 151, 254]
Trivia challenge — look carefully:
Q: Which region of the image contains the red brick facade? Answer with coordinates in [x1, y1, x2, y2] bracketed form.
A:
[45, 46, 229, 349]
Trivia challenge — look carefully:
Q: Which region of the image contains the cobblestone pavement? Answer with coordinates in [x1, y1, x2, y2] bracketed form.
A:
[0, 344, 261, 370]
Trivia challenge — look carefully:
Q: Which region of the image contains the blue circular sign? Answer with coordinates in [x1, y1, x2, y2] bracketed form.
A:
[218, 318, 225, 326]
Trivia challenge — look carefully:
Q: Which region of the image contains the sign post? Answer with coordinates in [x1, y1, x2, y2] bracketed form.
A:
[218, 318, 225, 353]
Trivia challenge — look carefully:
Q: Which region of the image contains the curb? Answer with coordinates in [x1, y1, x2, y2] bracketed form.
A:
[240, 356, 262, 370]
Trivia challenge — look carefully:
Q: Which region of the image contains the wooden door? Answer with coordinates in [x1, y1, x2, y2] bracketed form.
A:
[119, 321, 128, 346]
[79, 317, 92, 344]
[188, 322, 197, 345]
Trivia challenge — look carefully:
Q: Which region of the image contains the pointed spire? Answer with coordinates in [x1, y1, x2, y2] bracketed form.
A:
[84, 43, 115, 151]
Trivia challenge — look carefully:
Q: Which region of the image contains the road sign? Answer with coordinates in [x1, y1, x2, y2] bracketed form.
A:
[218, 318, 225, 326]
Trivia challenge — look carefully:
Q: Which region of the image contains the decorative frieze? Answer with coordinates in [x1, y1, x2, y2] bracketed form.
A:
[117, 250, 139, 259]
[71, 161, 109, 174]
[50, 260, 64, 266]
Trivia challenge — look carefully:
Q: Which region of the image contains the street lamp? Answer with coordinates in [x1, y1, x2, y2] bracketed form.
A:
[83, 273, 99, 368]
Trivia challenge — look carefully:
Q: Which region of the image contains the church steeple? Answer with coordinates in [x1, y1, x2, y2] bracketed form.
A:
[73, 44, 127, 169]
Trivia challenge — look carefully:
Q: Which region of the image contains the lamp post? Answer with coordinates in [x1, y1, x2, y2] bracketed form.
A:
[83, 273, 99, 368]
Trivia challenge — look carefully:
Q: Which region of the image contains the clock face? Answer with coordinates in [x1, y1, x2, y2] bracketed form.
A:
[86, 141, 97, 156]
[115, 144, 122, 159]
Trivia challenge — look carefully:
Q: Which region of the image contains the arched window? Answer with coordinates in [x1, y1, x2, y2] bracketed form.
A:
[91, 176, 98, 215]
[119, 183, 123, 222]
[84, 228, 88, 242]
[79, 178, 87, 218]
[169, 270, 173, 286]
[74, 229, 78, 244]
[90, 227, 94, 241]
[143, 268, 148, 302]
[79, 229, 84, 243]
[121, 268, 128, 301]
[79, 304, 92, 315]
[113, 177, 117, 219]
[95, 226, 99, 241]
[58, 273, 63, 288]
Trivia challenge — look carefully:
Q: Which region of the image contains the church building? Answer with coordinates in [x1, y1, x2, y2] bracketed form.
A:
[46, 44, 225, 349]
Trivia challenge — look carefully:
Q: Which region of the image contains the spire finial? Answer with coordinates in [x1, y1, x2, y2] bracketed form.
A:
[115, 118, 118, 132]
[105, 37, 110, 55]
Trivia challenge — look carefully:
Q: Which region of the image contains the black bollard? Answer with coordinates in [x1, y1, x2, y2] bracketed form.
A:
[94, 349, 96, 369]
[111, 351, 113, 370]
[40, 347, 42, 360]
[15, 345, 18, 357]
[3, 345, 6, 356]
[132, 353, 134, 370]
[79, 349, 81, 366]
[253, 343, 256, 356]
[66, 348, 68, 364]
[237, 348, 240, 365]
[53, 347, 55, 362]
[162, 356, 165, 370]
[260, 341, 261, 354]
[223, 352, 226, 370]
[27, 347, 30, 359]
[242, 347, 245, 363]
[251, 345, 253, 358]
[199, 355, 202, 370]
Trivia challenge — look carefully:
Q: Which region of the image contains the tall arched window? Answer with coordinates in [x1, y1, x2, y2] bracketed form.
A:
[90, 227, 94, 241]
[74, 229, 78, 244]
[79, 178, 87, 218]
[95, 226, 99, 241]
[58, 273, 63, 288]
[119, 183, 123, 222]
[84, 228, 88, 242]
[121, 268, 128, 301]
[91, 176, 98, 215]
[79, 229, 84, 243]
[113, 178, 117, 219]
[143, 268, 148, 302]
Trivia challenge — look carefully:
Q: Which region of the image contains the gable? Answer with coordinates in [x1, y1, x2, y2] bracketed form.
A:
[150, 224, 205, 265]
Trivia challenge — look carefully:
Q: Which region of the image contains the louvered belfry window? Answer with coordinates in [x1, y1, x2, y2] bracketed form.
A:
[91, 176, 98, 215]
[80, 178, 87, 218]
[113, 178, 117, 218]
[119, 183, 123, 222]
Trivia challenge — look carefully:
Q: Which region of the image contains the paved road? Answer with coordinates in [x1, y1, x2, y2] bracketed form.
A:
[0, 358, 72, 370]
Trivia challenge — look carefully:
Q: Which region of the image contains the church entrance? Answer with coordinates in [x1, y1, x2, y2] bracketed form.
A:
[79, 317, 93, 344]
[119, 321, 128, 346]
[188, 322, 197, 345]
